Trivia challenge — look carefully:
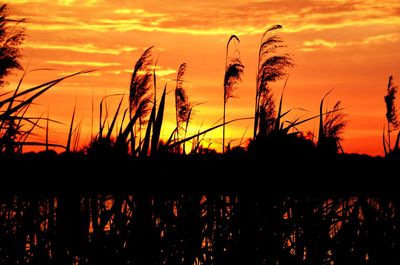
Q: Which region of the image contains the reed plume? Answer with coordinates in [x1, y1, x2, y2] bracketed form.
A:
[175, 64, 191, 134]
[174, 63, 192, 153]
[253, 25, 293, 139]
[223, 35, 244, 154]
[224, 58, 244, 103]
[128, 47, 153, 154]
[384, 75, 399, 154]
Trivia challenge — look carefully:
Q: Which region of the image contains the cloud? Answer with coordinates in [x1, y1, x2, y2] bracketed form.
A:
[46, 60, 121, 67]
[107, 66, 176, 77]
[363, 33, 400, 44]
[57, 0, 75, 5]
[57, 0, 99, 6]
[24, 42, 137, 55]
[11, 0, 400, 37]
[300, 33, 400, 52]
[153, 69, 176, 77]
[301, 39, 340, 52]
[125, 66, 176, 77]
[11, 0, 45, 3]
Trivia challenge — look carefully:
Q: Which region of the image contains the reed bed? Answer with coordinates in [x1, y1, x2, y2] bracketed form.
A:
[0, 193, 399, 265]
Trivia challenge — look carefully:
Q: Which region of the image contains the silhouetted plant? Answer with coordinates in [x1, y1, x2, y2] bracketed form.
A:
[253, 25, 293, 139]
[0, 70, 91, 156]
[0, 4, 25, 87]
[128, 46, 153, 155]
[223, 35, 244, 154]
[383, 75, 400, 156]
[2, 193, 400, 265]
[318, 92, 347, 155]
[174, 63, 192, 154]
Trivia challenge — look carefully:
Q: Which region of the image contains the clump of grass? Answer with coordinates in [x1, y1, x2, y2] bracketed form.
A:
[317, 91, 347, 155]
[0, 70, 92, 157]
[86, 47, 171, 158]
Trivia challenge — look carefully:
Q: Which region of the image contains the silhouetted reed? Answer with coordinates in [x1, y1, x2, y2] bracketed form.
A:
[1, 193, 399, 265]
[223, 35, 244, 154]
[317, 91, 347, 155]
[174, 63, 192, 154]
[253, 25, 293, 140]
[1, 6, 399, 264]
[384, 75, 400, 156]
[128, 46, 154, 155]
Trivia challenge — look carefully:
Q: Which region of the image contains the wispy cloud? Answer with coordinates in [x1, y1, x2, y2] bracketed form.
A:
[24, 42, 137, 55]
[363, 33, 400, 44]
[12, 0, 400, 36]
[46, 60, 121, 67]
[301, 33, 400, 52]
[123, 66, 176, 77]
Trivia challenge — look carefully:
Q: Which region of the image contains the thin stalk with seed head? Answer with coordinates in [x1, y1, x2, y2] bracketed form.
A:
[174, 63, 191, 154]
[223, 35, 244, 154]
[384, 75, 399, 154]
[128, 47, 153, 155]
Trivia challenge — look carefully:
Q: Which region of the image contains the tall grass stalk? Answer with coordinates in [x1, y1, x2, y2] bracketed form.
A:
[384, 75, 399, 155]
[174, 63, 191, 154]
[223, 35, 244, 154]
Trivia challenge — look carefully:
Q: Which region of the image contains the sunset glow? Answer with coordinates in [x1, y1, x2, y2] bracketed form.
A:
[7, 0, 400, 155]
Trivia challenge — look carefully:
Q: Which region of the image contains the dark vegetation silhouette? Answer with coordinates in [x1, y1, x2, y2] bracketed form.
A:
[0, 4, 25, 87]
[223, 35, 244, 154]
[1, 193, 400, 265]
[0, 19, 349, 160]
[174, 62, 192, 154]
[383, 75, 400, 157]
[0, 3, 400, 265]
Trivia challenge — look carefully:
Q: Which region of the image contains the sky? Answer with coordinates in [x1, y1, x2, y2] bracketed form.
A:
[5, 0, 400, 155]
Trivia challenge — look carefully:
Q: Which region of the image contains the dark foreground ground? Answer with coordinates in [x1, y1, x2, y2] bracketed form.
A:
[1, 152, 397, 194]
[1, 153, 399, 265]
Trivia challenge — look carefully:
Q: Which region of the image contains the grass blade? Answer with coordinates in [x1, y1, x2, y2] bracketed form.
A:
[106, 95, 124, 141]
[318, 89, 334, 142]
[274, 73, 289, 131]
[46, 108, 49, 152]
[0, 70, 94, 110]
[140, 103, 156, 157]
[66, 104, 76, 153]
[151, 85, 167, 154]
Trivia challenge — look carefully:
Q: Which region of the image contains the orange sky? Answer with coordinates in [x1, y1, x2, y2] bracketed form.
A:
[6, 0, 400, 156]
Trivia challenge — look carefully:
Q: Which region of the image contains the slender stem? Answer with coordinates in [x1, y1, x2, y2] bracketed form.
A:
[129, 102, 134, 155]
[91, 88, 93, 139]
[175, 81, 180, 154]
[139, 117, 142, 148]
[223, 40, 229, 155]
[388, 120, 391, 152]
[254, 34, 264, 139]
[223, 98, 226, 154]
[46, 106, 49, 152]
